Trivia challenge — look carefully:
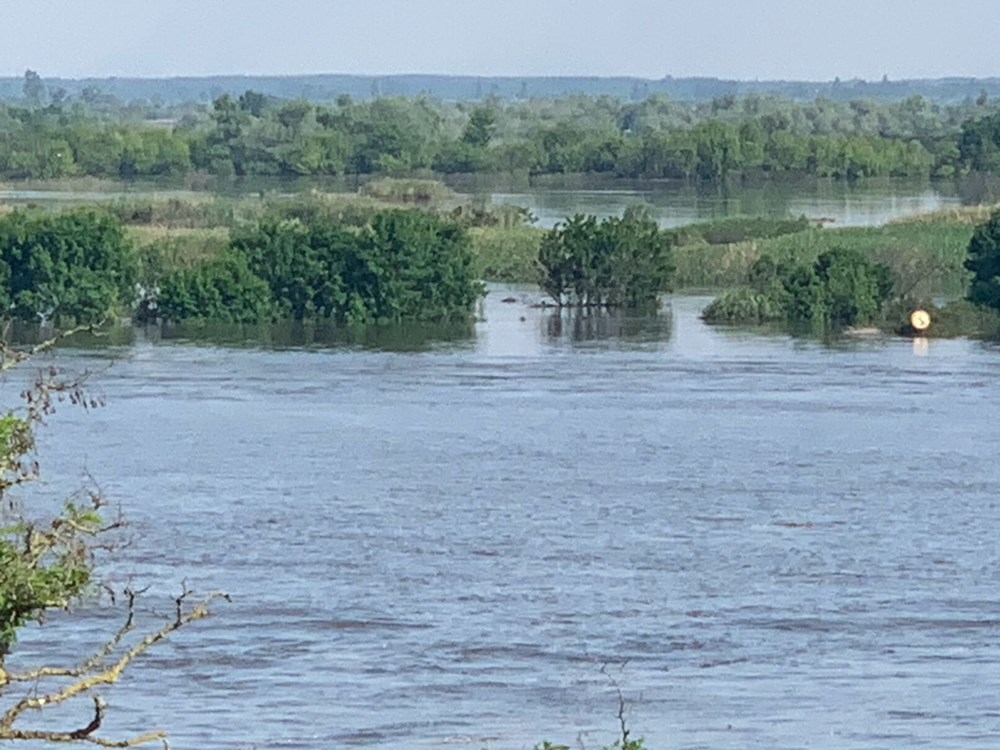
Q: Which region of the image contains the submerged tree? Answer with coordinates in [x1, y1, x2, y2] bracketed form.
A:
[702, 247, 894, 327]
[965, 209, 1000, 310]
[161, 210, 484, 325]
[0, 210, 137, 325]
[538, 208, 674, 308]
[0, 331, 225, 746]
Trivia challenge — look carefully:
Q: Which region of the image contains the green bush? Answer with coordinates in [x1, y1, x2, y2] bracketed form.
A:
[155, 252, 275, 324]
[539, 208, 674, 308]
[357, 210, 482, 321]
[700, 286, 786, 324]
[703, 247, 894, 328]
[0, 209, 136, 324]
[965, 209, 1000, 309]
[223, 210, 482, 324]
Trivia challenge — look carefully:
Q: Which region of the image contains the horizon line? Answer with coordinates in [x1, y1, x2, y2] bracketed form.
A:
[3, 71, 1000, 85]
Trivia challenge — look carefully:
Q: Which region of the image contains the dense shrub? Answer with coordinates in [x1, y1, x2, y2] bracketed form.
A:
[156, 210, 482, 325]
[154, 252, 275, 324]
[0, 209, 136, 324]
[538, 208, 674, 308]
[965, 209, 1000, 309]
[703, 247, 894, 328]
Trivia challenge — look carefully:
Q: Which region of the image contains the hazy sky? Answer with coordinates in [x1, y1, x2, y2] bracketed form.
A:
[4, 0, 999, 81]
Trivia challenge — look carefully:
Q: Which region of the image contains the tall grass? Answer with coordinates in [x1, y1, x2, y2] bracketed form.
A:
[109, 196, 239, 228]
[668, 216, 813, 246]
[674, 221, 976, 296]
[469, 225, 542, 283]
[360, 178, 456, 204]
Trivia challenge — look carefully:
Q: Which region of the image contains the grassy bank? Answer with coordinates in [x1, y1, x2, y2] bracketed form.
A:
[673, 220, 976, 295]
[467, 211, 981, 298]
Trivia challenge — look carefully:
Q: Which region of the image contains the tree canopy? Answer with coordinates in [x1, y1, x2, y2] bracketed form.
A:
[538, 209, 675, 308]
[965, 209, 1000, 309]
[0, 210, 136, 325]
[702, 247, 895, 328]
[2, 80, 1000, 181]
[156, 210, 483, 325]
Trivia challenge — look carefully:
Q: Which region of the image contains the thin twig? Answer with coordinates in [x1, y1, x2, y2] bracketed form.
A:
[0, 323, 102, 372]
[0, 592, 227, 733]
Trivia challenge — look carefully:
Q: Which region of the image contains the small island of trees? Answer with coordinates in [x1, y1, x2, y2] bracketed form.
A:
[538, 209, 675, 309]
[701, 248, 894, 328]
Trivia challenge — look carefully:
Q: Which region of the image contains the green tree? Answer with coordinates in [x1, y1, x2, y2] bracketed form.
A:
[965, 209, 1000, 309]
[811, 247, 894, 326]
[703, 248, 894, 327]
[0, 210, 137, 324]
[692, 121, 742, 179]
[539, 210, 674, 308]
[359, 210, 482, 322]
[218, 211, 482, 325]
[958, 114, 1000, 172]
[21, 70, 45, 109]
[461, 105, 498, 148]
[155, 251, 275, 323]
[229, 218, 349, 320]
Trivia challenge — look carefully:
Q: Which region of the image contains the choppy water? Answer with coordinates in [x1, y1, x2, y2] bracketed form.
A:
[7, 292, 1000, 749]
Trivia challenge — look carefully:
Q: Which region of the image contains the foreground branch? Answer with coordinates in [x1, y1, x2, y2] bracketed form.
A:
[0, 591, 228, 746]
[3, 588, 141, 686]
[0, 323, 103, 372]
[1, 696, 164, 747]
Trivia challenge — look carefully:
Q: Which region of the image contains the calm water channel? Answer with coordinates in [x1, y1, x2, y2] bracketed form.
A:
[8, 290, 1000, 750]
[4, 175, 996, 228]
[490, 179, 964, 229]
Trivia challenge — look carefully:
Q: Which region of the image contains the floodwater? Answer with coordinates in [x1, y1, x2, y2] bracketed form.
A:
[490, 179, 964, 229]
[0, 176, 983, 229]
[7, 290, 1000, 750]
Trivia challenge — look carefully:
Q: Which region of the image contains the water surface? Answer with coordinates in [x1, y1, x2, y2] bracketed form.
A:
[7, 292, 1000, 750]
[0, 176, 973, 229]
[490, 179, 963, 229]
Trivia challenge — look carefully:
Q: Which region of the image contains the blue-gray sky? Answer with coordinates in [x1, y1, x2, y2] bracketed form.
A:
[4, 0, 999, 80]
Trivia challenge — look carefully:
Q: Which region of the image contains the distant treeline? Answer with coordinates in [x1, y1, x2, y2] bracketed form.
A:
[4, 72, 1000, 105]
[6, 73, 1000, 180]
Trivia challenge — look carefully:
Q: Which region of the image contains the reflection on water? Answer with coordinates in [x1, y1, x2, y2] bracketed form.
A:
[0, 318, 478, 353]
[156, 318, 477, 353]
[0, 288, 950, 358]
[542, 305, 672, 345]
[476, 286, 675, 357]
